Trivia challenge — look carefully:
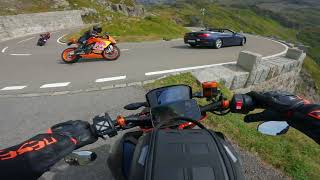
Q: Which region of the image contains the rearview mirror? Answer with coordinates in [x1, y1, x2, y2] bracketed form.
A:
[124, 102, 147, 110]
[64, 151, 97, 166]
[257, 121, 289, 136]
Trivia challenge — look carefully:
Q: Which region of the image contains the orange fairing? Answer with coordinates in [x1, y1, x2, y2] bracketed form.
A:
[69, 38, 77, 44]
[108, 36, 117, 44]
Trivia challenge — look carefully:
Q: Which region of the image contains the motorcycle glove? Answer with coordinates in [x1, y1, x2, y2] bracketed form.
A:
[0, 133, 76, 180]
[49, 120, 98, 149]
[244, 91, 320, 144]
[0, 120, 98, 180]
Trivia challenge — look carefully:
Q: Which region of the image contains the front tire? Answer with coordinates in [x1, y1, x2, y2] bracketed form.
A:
[189, 44, 197, 48]
[61, 48, 79, 64]
[214, 39, 223, 49]
[102, 45, 120, 61]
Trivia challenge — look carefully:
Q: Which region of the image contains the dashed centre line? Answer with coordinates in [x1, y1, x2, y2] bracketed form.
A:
[1, 86, 27, 91]
[95, 75, 127, 83]
[40, 82, 71, 89]
[10, 53, 32, 56]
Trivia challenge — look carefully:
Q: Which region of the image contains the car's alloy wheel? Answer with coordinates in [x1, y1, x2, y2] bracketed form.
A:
[215, 39, 222, 49]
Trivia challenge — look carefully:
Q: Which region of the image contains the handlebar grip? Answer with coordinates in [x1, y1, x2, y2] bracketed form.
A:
[200, 102, 220, 113]
[230, 94, 255, 114]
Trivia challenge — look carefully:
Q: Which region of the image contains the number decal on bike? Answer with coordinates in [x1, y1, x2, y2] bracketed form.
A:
[93, 42, 106, 51]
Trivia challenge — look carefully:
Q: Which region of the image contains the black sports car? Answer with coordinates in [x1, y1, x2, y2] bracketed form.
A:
[184, 28, 246, 49]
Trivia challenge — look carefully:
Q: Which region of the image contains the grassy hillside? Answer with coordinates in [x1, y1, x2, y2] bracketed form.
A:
[0, 0, 135, 16]
[63, 15, 188, 42]
[150, 4, 297, 41]
[146, 73, 320, 180]
[213, 0, 320, 66]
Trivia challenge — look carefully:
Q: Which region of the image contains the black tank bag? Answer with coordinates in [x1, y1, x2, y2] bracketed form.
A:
[129, 127, 244, 180]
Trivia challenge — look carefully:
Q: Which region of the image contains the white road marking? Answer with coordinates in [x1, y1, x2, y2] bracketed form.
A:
[262, 42, 289, 59]
[145, 62, 236, 76]
[95, 76, 127, 83]
[10, 53, 32, 56]
[248, 34, 289, 60]
[17, 37, 35, 44]
[121, 49, 130, 51]
[40, 82, 70, 88]
[1, 47, 8, 53]
[1, 86, 27, 91]
[57, 34, 67, 45]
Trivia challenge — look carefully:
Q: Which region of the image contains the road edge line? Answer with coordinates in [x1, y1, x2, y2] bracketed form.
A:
[145, 62, 237, 76]
[1, 47, 8, 53]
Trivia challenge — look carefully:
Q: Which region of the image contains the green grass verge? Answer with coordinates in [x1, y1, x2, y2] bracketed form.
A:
[145, 73, 320, 180]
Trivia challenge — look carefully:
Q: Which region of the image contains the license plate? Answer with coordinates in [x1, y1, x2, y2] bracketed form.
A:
[188, 40, 196, 43]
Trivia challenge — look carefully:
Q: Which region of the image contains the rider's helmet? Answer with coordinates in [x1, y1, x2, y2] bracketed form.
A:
[93, 25, 102, 33]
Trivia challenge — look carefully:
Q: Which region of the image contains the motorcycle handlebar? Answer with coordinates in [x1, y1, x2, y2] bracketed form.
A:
[200, 102, 221, 113]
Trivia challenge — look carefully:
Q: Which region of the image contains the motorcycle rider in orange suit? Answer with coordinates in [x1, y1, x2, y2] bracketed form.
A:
[0, 91, 319, 180]
[74, 25, 103, 54]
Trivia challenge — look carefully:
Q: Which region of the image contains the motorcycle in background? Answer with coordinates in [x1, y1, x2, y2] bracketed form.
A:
[61, 33, 120, 64]
[37, 32, 51, 46]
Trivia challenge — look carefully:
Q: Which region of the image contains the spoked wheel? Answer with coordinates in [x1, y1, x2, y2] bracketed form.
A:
[61, 48, 79, 64]
[102, 45, 120, 61]
[214, 39, 223, 49]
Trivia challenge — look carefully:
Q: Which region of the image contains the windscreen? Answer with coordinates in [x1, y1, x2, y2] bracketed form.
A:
[146, 85, 191, 107]
[151, 99, 201, 127]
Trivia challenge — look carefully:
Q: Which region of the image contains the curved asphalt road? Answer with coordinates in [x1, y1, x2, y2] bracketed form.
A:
[0, 29, 286, 95]
[0, 29, 288, 180]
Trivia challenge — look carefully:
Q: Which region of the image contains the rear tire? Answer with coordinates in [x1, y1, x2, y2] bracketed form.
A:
[102, 45, 120, 61]
[214, 39, 223, 49]
[189, 44, 197, 48]
[61, 48, 79, 64]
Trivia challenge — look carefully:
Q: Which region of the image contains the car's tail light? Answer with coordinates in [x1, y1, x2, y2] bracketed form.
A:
[198, 33, 210, 38]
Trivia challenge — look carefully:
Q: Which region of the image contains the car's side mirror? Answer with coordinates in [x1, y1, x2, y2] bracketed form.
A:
[64, 151, 97, 166]
[257, 121, 290, 136]
[124, 102, 147, 110]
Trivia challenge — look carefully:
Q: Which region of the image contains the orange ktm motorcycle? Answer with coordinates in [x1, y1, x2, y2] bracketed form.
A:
[61, 33, 120, 64]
